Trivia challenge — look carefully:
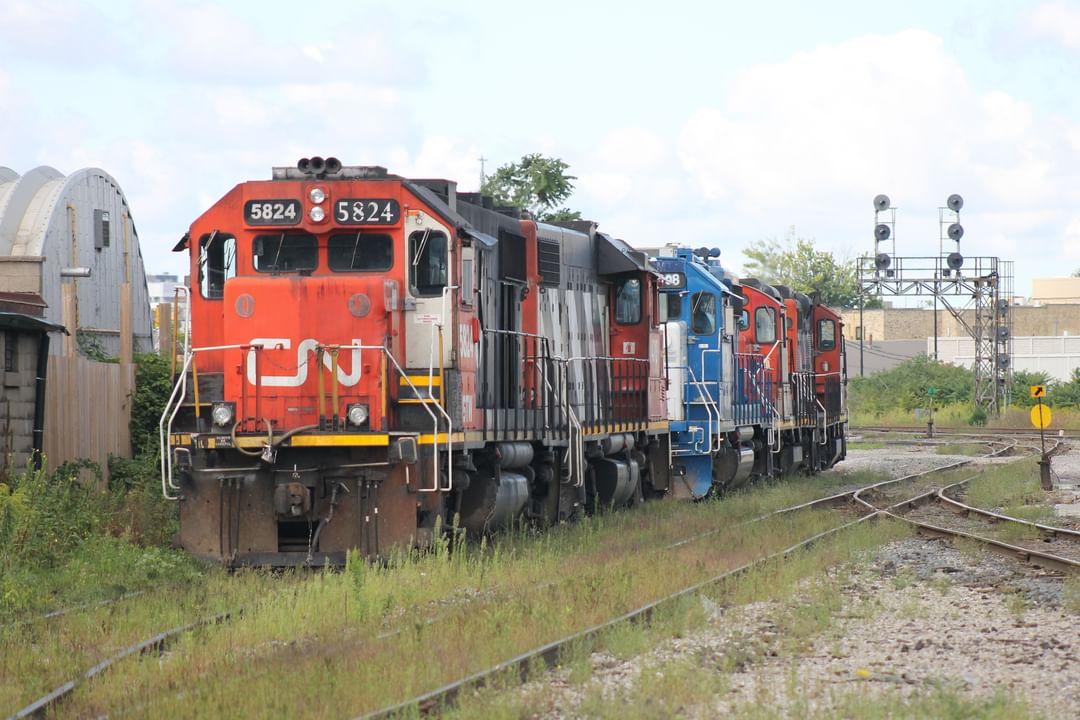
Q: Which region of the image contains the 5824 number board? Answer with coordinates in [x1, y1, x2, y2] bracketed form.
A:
[335, 198, 400, 225]
[244, 199, 301, 225]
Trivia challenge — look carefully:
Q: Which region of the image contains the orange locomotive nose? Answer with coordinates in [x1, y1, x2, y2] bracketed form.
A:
[223, 274, 389, 432]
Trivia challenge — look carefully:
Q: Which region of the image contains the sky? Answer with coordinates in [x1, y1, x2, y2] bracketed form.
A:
[2, 0, 1080, 297]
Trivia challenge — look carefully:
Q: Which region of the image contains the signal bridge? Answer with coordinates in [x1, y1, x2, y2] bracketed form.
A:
[857, 194, 1013, 415]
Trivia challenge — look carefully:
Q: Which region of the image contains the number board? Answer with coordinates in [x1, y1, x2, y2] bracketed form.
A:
[244, 199, 300, 225]
[334, 198, 401, 225]
[656, 272, 686, 289]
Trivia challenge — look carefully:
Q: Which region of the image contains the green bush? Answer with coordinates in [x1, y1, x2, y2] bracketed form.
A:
[849, 355, 973, 415]
[130, 352, 173, 457]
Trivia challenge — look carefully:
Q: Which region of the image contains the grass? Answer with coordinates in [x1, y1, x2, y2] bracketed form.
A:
[934, 442, 992, 456]
[0, 468, 889, 719]
[964, 459, 1046, 511]
[850, 401, 1080, 430]
[848, 440, 886, 450]
[450, 519, 912, 719]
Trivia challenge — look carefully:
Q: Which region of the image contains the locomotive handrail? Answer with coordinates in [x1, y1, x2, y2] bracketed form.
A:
[160, 342, 256, 498]
[683, 363, 720, 455]
[699, 346, 731, 441]
[333, 344, 449, 493]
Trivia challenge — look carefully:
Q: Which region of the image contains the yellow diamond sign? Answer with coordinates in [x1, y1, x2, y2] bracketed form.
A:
[1030, 404, 1052, 429]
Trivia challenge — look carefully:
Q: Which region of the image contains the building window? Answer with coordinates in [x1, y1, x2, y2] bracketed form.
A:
[4, 331, 16, 372]
[755, 307, 777, 344]
[328, 233, 392, 271]
[409, 230, 447, 297]
[690, 292, 717, 335]
[615, 277, 642, 325]
[818, 319, 836, 350]
[199, 232, 236, 299]
[253, 233, 317, 273]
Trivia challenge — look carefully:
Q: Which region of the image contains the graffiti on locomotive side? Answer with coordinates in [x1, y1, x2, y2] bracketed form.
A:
[246, 338, 363, 387]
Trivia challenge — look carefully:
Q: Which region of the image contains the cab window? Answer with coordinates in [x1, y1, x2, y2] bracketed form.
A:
[615, 277, 642, 324]
[660, 293, 683, 322]
[690, 292, 717, 334]
[199, 232, 236, 299]
[409, 230, 448, 297]
[253, 233, 317, 273]
[328, 233, 392, 271]
[818, 318, 836, 350]
[755, 307, 777, 343]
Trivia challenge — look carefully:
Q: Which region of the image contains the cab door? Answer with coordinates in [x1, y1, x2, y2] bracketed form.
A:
[403, 211, 453, 371]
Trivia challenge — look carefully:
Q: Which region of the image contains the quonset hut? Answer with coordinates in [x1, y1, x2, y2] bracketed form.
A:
[0, 166, 153, 357]
[0, 166, 153, 476]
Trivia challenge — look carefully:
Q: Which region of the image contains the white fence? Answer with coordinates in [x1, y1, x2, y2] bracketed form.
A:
[932, 336, 1080, 381]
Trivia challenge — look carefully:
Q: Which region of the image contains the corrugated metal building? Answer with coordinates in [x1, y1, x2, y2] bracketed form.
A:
[0, 166, 152, 476]
[0, 166, 153, 357]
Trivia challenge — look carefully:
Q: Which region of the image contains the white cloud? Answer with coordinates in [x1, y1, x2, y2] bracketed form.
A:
[672, 28, 1080, 287]
[1028, 2, 1080, 51]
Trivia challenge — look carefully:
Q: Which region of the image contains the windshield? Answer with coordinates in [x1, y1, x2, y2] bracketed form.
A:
[253, 233, 317, 273]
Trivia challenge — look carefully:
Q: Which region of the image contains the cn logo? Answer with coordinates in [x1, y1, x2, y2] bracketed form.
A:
[246, 338, 363, 387]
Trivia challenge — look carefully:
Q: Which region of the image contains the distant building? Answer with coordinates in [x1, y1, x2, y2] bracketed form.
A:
[1030, 277, 1080, 305]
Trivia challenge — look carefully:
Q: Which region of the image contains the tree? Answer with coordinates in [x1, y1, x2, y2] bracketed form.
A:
[742, 228, 871, 309]
[480, 154, 582, 222]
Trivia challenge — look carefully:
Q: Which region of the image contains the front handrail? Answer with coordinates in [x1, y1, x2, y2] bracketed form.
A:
[159, 342, 450, 497]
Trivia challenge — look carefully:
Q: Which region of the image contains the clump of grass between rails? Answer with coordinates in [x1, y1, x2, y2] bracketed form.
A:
[933, 442, 993, 457]
[449, 519, 911, 719]
[57, 479, 897, 718]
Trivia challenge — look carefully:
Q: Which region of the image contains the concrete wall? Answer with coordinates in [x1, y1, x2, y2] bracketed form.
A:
[847, 339, 926, 376]
[0, 330, 39, 475]
[842, 304, 1080, 341]
[935, 336, 1080, 381]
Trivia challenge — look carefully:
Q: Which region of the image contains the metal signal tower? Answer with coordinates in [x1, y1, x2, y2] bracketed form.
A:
[858, 194, 1013, 415]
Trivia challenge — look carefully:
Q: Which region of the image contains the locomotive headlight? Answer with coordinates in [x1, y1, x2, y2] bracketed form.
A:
[347, 403, 370, 427]
[309, 206, 326, 222]
[211, 402, 235, 427]
[309, 187, 326, 204]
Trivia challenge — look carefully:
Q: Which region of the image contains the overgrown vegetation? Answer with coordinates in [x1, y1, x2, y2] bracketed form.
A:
[850, 356, 1080, 426]
[0, 352, 188, 617]
[2, 471, 889, 717]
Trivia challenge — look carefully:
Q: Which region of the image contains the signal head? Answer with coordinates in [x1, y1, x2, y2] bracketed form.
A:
[873, 194, 890, 212]
[874, 253, 891, 271]
[947, 223, 964, 241]
[947, 193, 964, 212]
[947, 252, 964, 270]
[874, 223, 891, 241]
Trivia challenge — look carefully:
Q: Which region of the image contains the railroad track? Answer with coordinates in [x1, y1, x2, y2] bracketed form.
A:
[12, 434, 1064, 718]
[357, 437, 1050, 718]
[883, 440, 1080, 573]
[852, 424, 1080, 439]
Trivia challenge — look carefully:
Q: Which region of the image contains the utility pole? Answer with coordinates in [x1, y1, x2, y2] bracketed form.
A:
[858, 292, 864, 377]
[478, 156, 488, 189]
